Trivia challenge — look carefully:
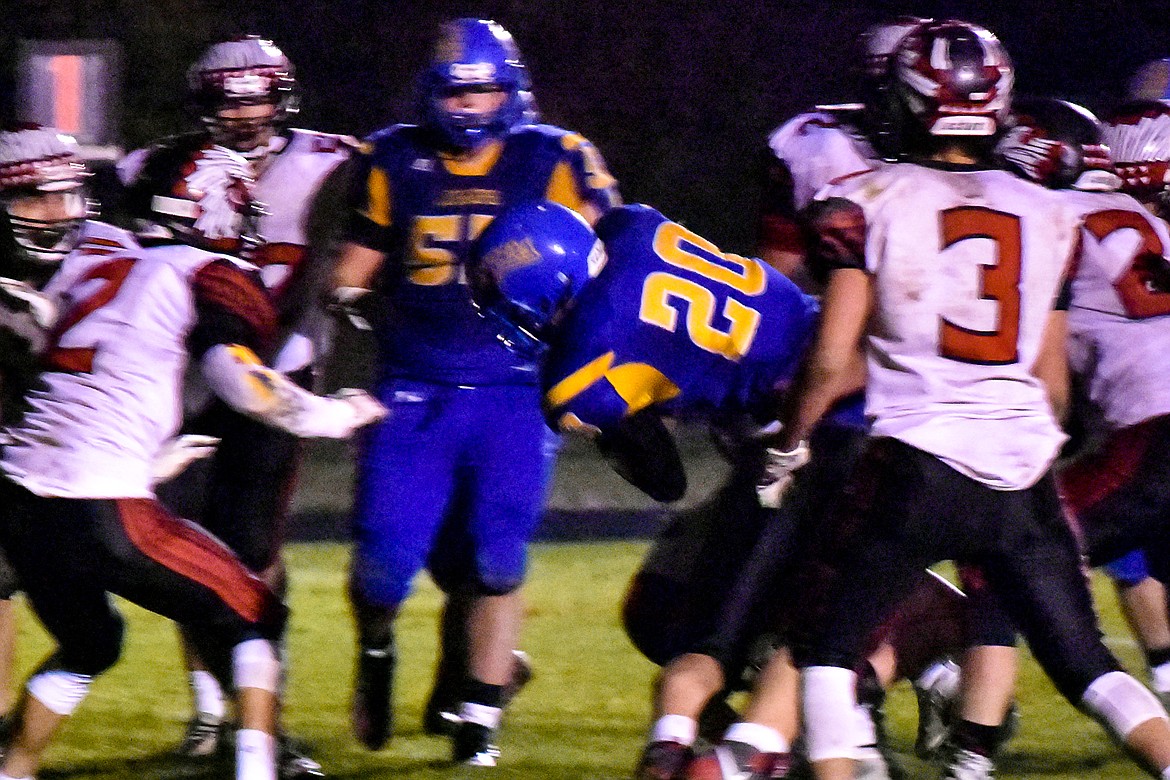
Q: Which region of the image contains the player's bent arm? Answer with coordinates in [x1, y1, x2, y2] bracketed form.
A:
[1031, 309, 1071, 424]
[200, 343, 385, 438]
[777, 268, 872, 452]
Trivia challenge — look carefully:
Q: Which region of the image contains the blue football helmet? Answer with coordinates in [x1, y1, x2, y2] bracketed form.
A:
[469, 201, 606, 358]
[420, 18, 532, 150]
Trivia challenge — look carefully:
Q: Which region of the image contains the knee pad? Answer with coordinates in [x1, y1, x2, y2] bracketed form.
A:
[1082, 670, 1168, 739]
[27, 670, 93, 716]
[803, 666, 866, 762]
[233, 638, 280, 693]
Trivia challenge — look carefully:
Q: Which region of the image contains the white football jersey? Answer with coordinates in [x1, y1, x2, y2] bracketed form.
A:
[2, 231, 263, 499]
[818, 163, 1078, 489]
[1063, 188, 1170, 429]
[767, 109, 876, 211]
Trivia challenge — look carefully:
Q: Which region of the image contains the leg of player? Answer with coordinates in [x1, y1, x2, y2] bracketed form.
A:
[637, 653, 726, 780]
[177, 627, 229, 757]
[453, 592, 522, 765]
[424, 595, 471, 735]
[1113, 571, 1170, 704]
[0, 598, 17, 718]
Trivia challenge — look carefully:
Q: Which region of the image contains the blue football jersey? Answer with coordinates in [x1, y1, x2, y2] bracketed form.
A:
[347, 123, 619, 385]
[544, 205, 818, 433]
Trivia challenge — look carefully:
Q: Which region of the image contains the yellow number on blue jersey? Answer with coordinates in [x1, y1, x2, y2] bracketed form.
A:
[637, 221, 766, 360]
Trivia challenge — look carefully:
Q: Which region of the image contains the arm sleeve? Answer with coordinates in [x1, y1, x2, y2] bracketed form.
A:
[544, 132, 622, 217]
[803, 196, 869, 280]
[595, 410, 688, 503]
[188, 259, 278, 360]
[344, 141, 394, 250]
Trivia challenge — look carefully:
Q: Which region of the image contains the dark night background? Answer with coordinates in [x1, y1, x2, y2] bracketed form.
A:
[2, 0, 1169, 253]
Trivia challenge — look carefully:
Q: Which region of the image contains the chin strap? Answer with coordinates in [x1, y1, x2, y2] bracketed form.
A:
[200, 343, 385, 438]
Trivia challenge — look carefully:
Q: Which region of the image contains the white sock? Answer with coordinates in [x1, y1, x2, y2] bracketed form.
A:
[190, 670, 226, 720]
[916, 660, 960, 697]
[0, 773, 34, 780]
[723, 721, 789, 753]
[1152, 661, 1170, 696]
[236, 729, 276, 780]
[1161, 765, 1170, 780]
[650, 714, 698, 746]
[460, 702, 502, 730]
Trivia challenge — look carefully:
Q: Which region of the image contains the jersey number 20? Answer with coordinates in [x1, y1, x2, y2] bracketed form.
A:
[638, 221, 766, 361]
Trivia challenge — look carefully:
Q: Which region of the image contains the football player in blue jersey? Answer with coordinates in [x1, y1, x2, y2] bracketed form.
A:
[329, 18, 619, 765]
[469, 201, 973, 780]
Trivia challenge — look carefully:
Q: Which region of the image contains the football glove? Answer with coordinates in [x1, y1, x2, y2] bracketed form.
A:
[756, 440, 811, 508]
[150, 434, 221, 485]
[0, 277, 56, 354]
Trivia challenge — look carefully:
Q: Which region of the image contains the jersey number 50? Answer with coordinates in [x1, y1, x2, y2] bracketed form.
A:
[638, 221, 766, 361]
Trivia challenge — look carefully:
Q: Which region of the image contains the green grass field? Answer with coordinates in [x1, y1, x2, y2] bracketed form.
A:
[13, 541, 1157, 779]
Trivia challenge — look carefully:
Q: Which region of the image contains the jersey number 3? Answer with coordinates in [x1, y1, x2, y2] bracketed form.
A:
[938, 206, 1022, 365]
[638, 221, 766, 361]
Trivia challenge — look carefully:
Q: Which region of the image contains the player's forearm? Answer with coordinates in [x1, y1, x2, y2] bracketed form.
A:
[778, 347, 865, 450]
[200, 343, 383, 438]
[332, 242, 386, 291]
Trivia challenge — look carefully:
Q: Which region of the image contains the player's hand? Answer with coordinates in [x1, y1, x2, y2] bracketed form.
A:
[150, 434, 221, 485]
[333, 388, 388, 429]
[756, 440, 811, 508]
[0, 277, 56, 329]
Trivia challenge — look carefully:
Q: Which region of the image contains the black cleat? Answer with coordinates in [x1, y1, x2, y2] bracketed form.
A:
[425, 650, 534, 736]
[352, 642, 395, 750]
[452, 721, 500, 767]
[634, 740, 694, 780]
[176, 713, 226, 758]
[279, 736, 325, 780]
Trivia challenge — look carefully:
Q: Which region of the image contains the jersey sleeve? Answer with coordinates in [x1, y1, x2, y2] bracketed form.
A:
[543, 132, 621, 218]
[188, 259, 278, 359]
[344, 139, 394, 250]
[803, 195, 869, 277]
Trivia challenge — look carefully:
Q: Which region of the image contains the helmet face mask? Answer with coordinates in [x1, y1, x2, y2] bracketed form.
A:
[421, 18, 531, 151]
[0, 126, 92, 271]
[188, 36, 298, 154]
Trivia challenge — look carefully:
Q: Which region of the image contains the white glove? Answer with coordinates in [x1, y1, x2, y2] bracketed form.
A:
[150, 434, 220, 485]
[756, 440, 811, 509]
[275, 388, 387, 439]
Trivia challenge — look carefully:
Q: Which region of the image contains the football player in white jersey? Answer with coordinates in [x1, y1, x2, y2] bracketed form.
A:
[740, 21, 1170, 780]
[0, 126, 383, 780]
[0, 125, 94, 738]
[115, 36, 352, 774]
[1016, 97, 1170, 706]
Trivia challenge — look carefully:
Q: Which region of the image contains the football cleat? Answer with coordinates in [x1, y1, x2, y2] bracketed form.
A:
[279, 737, 325, 780]
[941, 747, 995, 780]
[913, 677, 957, 759]
[685, 741, 791, 780]
[452, 721, 501, 767]
[351, 641, 396, 750]
[176, 712, 225, 758]
[634, 740, 694, 780]
[423, 649, 534, 736]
